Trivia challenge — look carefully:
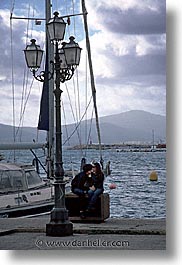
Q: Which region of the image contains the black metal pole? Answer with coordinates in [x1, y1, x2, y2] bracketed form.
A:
[54, 41, 64, 184]
[46, 41, 73, 237]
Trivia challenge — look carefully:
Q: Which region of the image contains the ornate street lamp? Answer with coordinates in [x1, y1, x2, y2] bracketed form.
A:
[24, 11, 81, 236]
[47, 11, 66, 42]
[63, 36, 82, 66]
[24, 39, 44, 78]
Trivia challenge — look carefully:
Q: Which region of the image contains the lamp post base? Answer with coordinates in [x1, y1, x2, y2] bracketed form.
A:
[46, 208, 73, 237]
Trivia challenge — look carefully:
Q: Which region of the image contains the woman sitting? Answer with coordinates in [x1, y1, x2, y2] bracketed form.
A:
[87, 162, 104, 212]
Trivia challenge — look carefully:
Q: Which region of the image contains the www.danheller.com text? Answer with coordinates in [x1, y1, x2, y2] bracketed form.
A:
[35, 238, 130, 248]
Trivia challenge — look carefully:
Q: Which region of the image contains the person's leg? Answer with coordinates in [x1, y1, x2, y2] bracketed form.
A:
[72, 188, 86, 216]
[72, 188, 85, 196]
[87, 188, 103, 210]
[87, 189, 94, 201]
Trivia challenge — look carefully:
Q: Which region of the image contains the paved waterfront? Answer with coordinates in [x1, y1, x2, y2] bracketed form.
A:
[0, 217, 166, 250]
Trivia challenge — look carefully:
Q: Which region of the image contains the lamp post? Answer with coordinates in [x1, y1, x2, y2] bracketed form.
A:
[24, 11, 81, 236]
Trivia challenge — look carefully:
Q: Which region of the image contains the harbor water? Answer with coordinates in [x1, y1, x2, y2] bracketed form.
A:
[1, 148, 166, 219]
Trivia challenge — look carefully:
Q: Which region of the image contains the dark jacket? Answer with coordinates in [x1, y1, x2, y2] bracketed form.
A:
[71, 172, 93, 192]
[92, 172, 104, 190]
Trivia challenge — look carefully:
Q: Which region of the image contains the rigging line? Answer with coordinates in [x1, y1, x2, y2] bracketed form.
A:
[23, 2, 43, 138]
[71, 0, 76, 35]
[30, 1, 35, 38]
[9, 0, 16, 162]
[19, 4, 31, 132]
[20, 69, 28, 131]
[71, 0, 80, 122]
[10, 8, 16, 162]
[62, 100, 73, 165]
[81, 0, 103, 165]
[76, 69, 81, 131]
[72, 77, 79, 125]
[15, 78, 35, 138]
[30, 149, 47, 174]
[24, 1, 36, 95]
[24, 70, 30, 114]
[70, 0, 81, 146]
[64, 83, 83, 155]
[65, 0, 71, 38]
[85, 106, 94, 150]
[62, 101, 71, 147]
[63, 95, 93, 146]
[84, 50, 88, 157]
[18, 2, 35, 141]
[71, 1, 82, 148]
[19, 69, 30, 141]
[75, 69, 82, 149]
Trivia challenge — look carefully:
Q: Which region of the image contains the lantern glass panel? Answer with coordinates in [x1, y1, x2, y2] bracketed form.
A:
[64, 47, 76, 66]
[75, 47, 81, 65]
[59, 49, 68, 69]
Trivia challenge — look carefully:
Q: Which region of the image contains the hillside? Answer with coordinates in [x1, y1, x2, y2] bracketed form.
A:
[0, 110, 166, 145]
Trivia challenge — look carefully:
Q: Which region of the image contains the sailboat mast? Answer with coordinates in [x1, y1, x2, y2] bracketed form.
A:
[81, 0, 103, 166]
[152, 129, 155, 149]
[46, 0, 54, 178]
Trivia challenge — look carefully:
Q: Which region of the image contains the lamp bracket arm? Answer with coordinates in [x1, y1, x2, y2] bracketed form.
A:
[32, 62, 54, 82]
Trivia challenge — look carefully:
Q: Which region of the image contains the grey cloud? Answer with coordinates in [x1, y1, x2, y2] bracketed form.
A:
[96, 74, 165, 88]
[117, 54, 166, 76]
[95, 51, 165, 87]
[0, 14, 26, 79]
[96, 2, 166, 35]
[142, 35, 166, 55]
[132, 85, 166, 100]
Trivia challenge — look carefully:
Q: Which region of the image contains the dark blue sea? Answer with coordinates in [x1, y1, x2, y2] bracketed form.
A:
[1, 148, 166, 219]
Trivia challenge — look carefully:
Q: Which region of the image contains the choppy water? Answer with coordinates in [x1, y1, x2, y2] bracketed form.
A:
[1, 148, 166, 219]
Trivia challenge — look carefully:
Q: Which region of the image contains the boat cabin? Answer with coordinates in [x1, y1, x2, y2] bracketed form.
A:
[0, 163, 44, 194]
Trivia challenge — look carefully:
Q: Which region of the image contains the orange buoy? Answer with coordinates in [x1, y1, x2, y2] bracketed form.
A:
[149, 171, 158, 181]
[108, 183, 117, 189]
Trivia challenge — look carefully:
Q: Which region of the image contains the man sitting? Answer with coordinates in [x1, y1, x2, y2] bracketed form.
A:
[71, 163, 93, 218]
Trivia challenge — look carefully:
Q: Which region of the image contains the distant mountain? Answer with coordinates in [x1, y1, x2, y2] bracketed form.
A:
[0, 110, 166, 145]
[62, 110, 166, 145]
[99, 110, 166, 143]
[0, 124, 46, 143]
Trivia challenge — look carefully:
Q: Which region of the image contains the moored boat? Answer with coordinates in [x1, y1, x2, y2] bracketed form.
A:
[0, 162, 72, 218]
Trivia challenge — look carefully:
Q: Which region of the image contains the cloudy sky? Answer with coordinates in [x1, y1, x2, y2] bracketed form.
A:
[0, 0, 166, 127]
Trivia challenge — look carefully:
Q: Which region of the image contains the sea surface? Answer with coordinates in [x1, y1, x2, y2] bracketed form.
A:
[1, 148, 166, 219]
